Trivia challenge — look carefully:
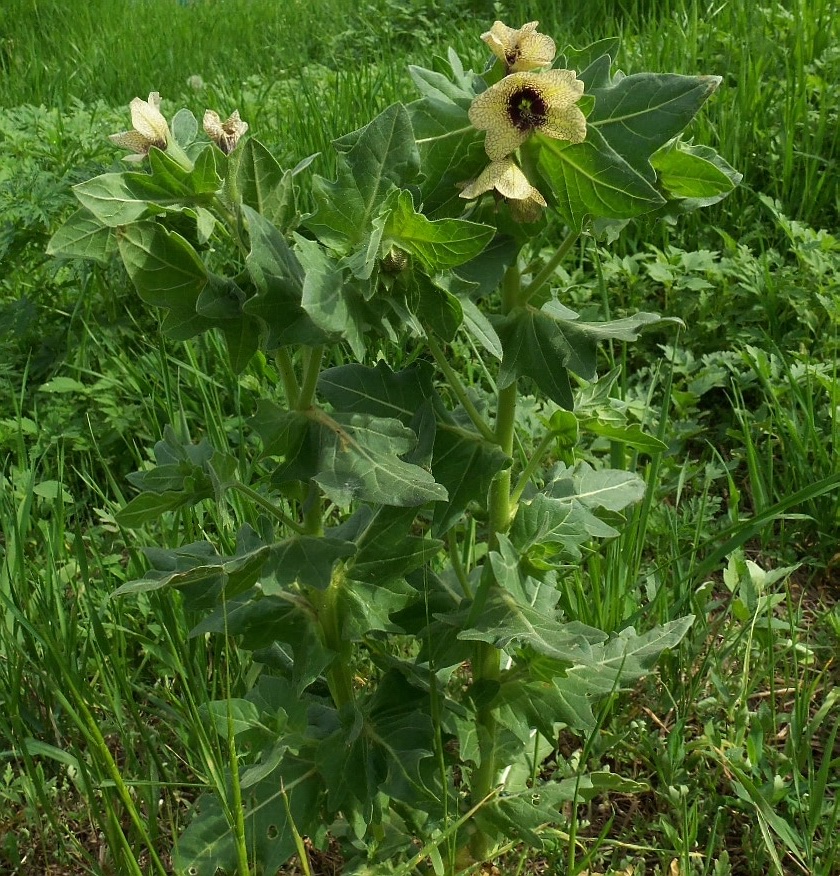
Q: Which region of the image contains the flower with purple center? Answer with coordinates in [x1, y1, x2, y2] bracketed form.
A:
[468, 70, 587, 161]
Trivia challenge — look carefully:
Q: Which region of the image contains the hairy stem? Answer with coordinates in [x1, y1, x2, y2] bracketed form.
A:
[427, 334, 497, 444]
[520, 230, 580, 305]
[311, 565, 355, 711]
[275, 348, 300, 408]
[229, 482, 305, 534]
[468, 264, 522, 860]
[296, 345, 324, 411]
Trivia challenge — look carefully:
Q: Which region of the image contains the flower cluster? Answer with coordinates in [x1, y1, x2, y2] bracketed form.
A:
[462, 21, 587, 221]
[109, 93, 247, 162]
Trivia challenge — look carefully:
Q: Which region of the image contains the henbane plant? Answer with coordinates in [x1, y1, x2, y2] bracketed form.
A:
[49, 19, 740, 875]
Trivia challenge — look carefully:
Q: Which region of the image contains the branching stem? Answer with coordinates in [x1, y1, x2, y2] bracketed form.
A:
[520, 230, 580, 305]
[427, 334, 497, 444]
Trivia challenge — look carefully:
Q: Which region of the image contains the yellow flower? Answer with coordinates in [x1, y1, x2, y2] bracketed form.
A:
[109, 92, 171, 161]
[469, 70, 586, 161]
[481, 20, 556, 73]
[459, 157, 547, 222]
[203, 109, 248, 155]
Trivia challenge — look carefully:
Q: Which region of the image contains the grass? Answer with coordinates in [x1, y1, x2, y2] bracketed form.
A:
[1, 0, 839, 873]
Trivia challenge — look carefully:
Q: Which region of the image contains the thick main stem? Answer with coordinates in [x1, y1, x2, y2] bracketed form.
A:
[468, 265, 521, 859]
[311, 566, 356, 712]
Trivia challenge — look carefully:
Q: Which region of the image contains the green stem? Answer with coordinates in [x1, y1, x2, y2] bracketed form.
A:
[510, 430, 556, 506]
[301, 481, 323, 537]
[229, 482, 305, 534]
[427, 334, 497, 444]
[468, 264, 522, 861]
[224, 653, 251, 876]
[311, 566, 355, 711]
[296, 345, 324, 410]
[520, 230, 580, 305]
[275, 348, 300, 408]
[447, 529, 472, 598]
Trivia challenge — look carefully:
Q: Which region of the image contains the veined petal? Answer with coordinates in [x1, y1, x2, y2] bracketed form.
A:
[459, 157, 547, 223]
[541, 103, 588, 144]
[508, 192, 546, 223]
[108, 130, 152, 154]
[483, 124, 529, 161]
[538, 68, 585, 104]
[203, 109, 225, 141]
[130, 92, 169, 146]
[492, 158, 537, 200]
[204, 108, 248, 154]
[481, 20, 555, 73]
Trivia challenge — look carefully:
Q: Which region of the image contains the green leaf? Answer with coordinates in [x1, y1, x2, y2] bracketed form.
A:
[431, 422, 510, 535]
[651, 140, 741, 209]
[589, 73, 722, 181]
[581, 419, 667, 453]
[318, 360, 436, 423]
[383, 189, 494, 272]
[496, 677, 596, 738]
[229, 137, 284, 213]
[309, 409, 448, 507]
[411, 272, 464, 341]
[199, 699, 262, 739]
[73, 171, 187, 227]
[342, 506, 442, 586]
[149, 146, 221, 195]
[264, 535, 356, 592]
[530, 127, 665, 231]
[242, 206, 327, 347]
[408, 64, 474, 107]
[510, 492, 617, 561]
[171, 107, 199, 146]
[116, 490, 192, 527]
[117, 221, 213, 339]
[192, 593, 333, 691]
[496, 303, 678, 408]
[407, 96, 486, 217]
[459, 295, 503, 360]
[460, 536, 608, 656]
[113, 539, 271, 601]
[295, 234, 367, 358]
[308, 103, 419, 248]
[561, 38, 622, 86]
[46, 208, 116, 264]
[250, 403, 317, 483]
[252, 400, 447, 506]
[546, 461, 646, 512]
[174, 755, 322, 876]
[561, 616, 695, 691]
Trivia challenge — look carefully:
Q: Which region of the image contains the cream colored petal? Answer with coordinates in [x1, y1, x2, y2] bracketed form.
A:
[467, 85, 504, 132]
[481, 20, 518, 60]
[483, 124, 528, 160]
[130, 94, 169, 145]
[539, 69, 585, 103]
[109, 130, 151, 154]
[542, 103, 588, 144]
[459, 167, 496, 199]
[469, 78, 534, 159]
[512, 29, 556, 72]
[492, 159, 536, 200]
[459, 158, 517, 199]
